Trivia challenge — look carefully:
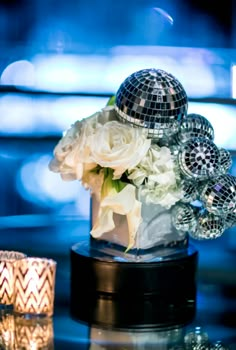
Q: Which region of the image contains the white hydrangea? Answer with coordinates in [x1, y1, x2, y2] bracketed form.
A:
[128, 144, 183, 208]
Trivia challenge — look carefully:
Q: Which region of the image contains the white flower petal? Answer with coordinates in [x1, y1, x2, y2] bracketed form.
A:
[128, 169, 146, 186]
[149, 172, 176, 185]
[61, 173, 77, 181]
[90, 121, 151, 176]
[48, 158, 60, 172]
[126, 200, 142, 251]
[101, 184, 136, 215]
[157, 192, 183, 209]
[91, 207, 115, 238]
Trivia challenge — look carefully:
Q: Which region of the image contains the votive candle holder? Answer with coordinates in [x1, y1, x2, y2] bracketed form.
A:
[14, 257, 56, 317]
[0, 250, 26, 308]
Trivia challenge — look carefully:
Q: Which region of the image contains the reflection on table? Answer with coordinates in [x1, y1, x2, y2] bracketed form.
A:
[1, 311, 231, 349]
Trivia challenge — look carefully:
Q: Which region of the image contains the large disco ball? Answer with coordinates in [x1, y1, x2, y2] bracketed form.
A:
[115, 68, 188, 139]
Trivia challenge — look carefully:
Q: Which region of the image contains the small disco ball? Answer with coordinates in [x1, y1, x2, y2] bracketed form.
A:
[115, 68, 188, 139]
[223, 212, 236, 229]
[190, 212, 225, 240]
[218, 148, 232, 174]
[184, 327, 209, 350]
[180, 180, 199, 203]
[176, 113, 214, 144]
[200, 174, 236, 215]
[178, 137, 220, 180]
[172, 203, 197, 232]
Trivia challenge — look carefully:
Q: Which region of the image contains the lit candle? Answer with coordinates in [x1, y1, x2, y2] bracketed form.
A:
[0, 251, 26, 307]
[14, 257, 56, 317]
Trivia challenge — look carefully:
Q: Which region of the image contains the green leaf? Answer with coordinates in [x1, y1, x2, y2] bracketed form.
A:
[101, 168, 127, 199]
[106, 95, 116, 106]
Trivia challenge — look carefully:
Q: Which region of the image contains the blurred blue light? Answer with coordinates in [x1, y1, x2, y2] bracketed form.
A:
[30, 49, 216, 96]
[32, 47, 216, 97]
[49, 97, 108, 128]
[32, 54, 110, 93]
[17, 154, 77, 203]
[0, 95, 108, 135]
[0, 214, 56, 229]
[1, 60, 35, 87]
[16, 154, 90, 218]
[0, 46, 228, 97]
[32, 54, 81, 92]
[0, 95, 236, 150]
[189, 102, 236, 150]
[232, 65, 236, 98]
[0, 95, 35, 134]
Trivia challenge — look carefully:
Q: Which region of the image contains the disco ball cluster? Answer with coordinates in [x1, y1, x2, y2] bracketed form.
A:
[115, 68, 236, 240]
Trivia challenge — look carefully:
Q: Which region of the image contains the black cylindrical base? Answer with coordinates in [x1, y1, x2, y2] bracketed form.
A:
[70, 241, 198, 329]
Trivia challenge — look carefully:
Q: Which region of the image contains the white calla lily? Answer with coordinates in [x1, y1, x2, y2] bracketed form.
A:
[90, 207, 115, 238]
[126, 199, 142, 251]
[91, 182, 142, 249]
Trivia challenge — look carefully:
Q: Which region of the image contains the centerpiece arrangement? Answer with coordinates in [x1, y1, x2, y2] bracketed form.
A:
[50, 68, 236, 253]
[49, 68, 236, 328]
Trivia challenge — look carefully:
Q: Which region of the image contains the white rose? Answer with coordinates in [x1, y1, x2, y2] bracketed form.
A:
[90, 121, 151, 179]
[49, 121, 82, 180]
[84, 106, 118, 127]
[53, 121, 81, 162]
[49, 107, 119, 180]
[49, 115, 97, 180]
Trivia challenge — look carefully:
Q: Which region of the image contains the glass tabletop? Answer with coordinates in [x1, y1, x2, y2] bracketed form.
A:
[50, 282, 236, 349]
[0, 221, 236, 349]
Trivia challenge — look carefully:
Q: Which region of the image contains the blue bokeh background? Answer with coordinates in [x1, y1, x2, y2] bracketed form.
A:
[1, 1, 236, 344]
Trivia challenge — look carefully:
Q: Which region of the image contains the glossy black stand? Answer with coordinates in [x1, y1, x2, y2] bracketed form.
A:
[70, 239, 198, 329]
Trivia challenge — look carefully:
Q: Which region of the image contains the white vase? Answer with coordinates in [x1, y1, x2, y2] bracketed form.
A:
[91, 190, 188, 261]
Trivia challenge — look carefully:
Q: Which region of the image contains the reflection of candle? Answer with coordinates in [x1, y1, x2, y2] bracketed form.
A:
[0, 312, 15, 349]
[15, 316, 54, 350]
[14, 258, 57, 317]
[0, 251, 26, 307]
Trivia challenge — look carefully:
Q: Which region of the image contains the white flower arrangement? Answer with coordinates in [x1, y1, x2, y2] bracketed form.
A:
[49, 105, 183, 250]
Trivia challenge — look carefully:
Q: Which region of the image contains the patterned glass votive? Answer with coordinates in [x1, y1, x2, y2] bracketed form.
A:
[14, 258, 57, 317]
[0, 251, 26, 307]
[14, 316, 54, 350]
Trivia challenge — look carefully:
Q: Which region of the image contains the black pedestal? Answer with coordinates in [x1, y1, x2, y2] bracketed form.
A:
[70, 240, 198, 329]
